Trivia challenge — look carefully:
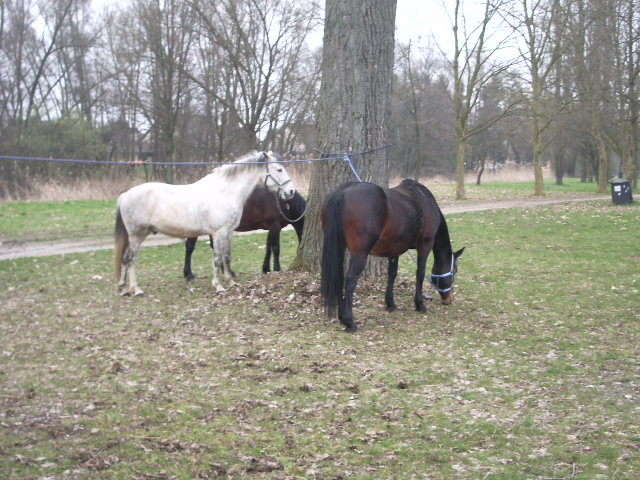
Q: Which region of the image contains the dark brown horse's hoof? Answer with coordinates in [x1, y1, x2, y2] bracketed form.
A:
[386, 305, 398, 312]
[344, 325, 358, 333]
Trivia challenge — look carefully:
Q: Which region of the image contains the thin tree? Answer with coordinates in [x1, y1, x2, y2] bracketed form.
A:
[138, 0, 194, 173]
[502, 0, 571, 196]
[396, 40, 429, 181]
[444, 0, 518, 200]
[613, 0, 639, 187]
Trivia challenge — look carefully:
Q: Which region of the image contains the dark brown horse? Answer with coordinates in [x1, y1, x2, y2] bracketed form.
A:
[320, 179, 464, 332]
[183, 185, 306, 280]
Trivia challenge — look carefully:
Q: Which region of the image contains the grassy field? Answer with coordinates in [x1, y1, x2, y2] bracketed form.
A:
[0, 177, 606, 240]
[1, 182, 638, 479]
[0, 199, 115, 241]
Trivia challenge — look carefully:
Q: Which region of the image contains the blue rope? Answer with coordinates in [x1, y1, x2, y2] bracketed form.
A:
[0, 155, 209, 166]
[313, 144, 392, 182]
[0, 144, 393, 169]
[343, 155, 362, 182]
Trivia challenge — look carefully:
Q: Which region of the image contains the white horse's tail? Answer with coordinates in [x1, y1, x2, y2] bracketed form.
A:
[114, 204, 129, 281]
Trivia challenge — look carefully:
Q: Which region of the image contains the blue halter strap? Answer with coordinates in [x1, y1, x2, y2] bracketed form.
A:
[429, 254, 455, 293]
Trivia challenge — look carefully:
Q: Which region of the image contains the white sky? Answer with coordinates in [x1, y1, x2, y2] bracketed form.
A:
[396, 0, 451, 49]
[396, 1, 494, 56]
[92, 0, 488, 57]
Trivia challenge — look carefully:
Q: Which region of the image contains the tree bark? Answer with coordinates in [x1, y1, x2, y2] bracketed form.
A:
[296, 0, 396, 273]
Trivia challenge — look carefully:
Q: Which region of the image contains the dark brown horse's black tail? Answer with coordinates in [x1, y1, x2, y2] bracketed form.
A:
[320, 193, 346, 318]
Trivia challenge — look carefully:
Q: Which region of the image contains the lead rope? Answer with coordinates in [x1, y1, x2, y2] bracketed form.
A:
[263, 156, 307, 223]
[276, 195, 307, 224]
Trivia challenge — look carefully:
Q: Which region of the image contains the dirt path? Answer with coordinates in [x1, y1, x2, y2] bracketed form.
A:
[0, 195, 605, 261]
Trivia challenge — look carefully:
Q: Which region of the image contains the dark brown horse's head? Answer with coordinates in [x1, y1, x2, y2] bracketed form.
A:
[430, 248, 465, 304]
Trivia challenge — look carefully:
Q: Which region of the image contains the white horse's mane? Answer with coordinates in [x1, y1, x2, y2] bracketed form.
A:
[214, 151, 271, 180]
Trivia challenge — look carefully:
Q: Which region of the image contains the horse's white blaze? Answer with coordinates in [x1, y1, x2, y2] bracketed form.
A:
[114, 151, 295, 296]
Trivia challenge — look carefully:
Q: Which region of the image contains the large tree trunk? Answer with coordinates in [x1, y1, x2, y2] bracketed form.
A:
[296, 0, 396, 273]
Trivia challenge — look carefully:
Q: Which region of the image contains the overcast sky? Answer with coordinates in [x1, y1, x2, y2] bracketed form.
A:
[396, 0, 451, 49]
[92, 0, 486, 57]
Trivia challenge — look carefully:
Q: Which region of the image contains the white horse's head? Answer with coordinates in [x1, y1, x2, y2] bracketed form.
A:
[262, 151, 296, 200]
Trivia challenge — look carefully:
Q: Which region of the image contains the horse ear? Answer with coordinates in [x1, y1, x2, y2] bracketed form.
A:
[454, 247, 465, 258]
[260, 151, 268, 162]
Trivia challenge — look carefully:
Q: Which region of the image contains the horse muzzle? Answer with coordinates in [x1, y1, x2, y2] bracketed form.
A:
[279, 186, 295, 201]
[440, 290, 454, 305]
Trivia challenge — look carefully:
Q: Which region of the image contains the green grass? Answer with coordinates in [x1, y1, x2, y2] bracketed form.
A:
[0, 199, 115, 239]
[0, 177, 608, 239]
[426, 177, 609, 203]
[480, 176, 604, 193]
[1, 194, 638, 479]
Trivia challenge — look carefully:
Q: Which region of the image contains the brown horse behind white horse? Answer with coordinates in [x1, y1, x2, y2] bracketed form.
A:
[114, 151, 295, 296]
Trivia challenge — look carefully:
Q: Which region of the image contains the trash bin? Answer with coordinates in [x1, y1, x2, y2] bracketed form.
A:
[610, 179, 633, 204]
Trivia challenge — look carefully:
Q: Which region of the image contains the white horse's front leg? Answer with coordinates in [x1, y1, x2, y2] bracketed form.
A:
[211, 232, 227, 292]
[211, 253, 225, 292]
[127, 262, 145, 297]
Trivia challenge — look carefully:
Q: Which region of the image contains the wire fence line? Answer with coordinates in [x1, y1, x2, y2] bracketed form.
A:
[0, 145, 392, 200]
[0, 144, 392, 167]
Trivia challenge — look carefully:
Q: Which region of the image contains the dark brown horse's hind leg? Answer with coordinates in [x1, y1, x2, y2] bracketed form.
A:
[271, 231, 281, 272]
[184, 237, 198, 281]
[385, 256, 399, 311]
[262, 230, 278, 273]
[341, 253, 368, 332]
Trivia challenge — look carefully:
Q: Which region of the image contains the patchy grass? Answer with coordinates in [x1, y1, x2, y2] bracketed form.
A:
[1, 199, 638, 479]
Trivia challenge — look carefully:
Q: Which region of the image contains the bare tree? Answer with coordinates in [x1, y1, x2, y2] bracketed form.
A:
[444, 0, 519, 199]
[503, 0, 572, 195]
[395, 41, 438, 180]
[138, 0, 195, 172]
[0, 0, 78, 129]
[104, 6, 148, 164]
[468, 74, 519, 184]
[613, 0, 639, 186]
[297, 0, 397, 272]
[54, 0, 101, 123]
[189, 0, 321, 156]
[392, 46, 455, 179]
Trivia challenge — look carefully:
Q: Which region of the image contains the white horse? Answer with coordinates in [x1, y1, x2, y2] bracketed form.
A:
[114, 151, 295, 296]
